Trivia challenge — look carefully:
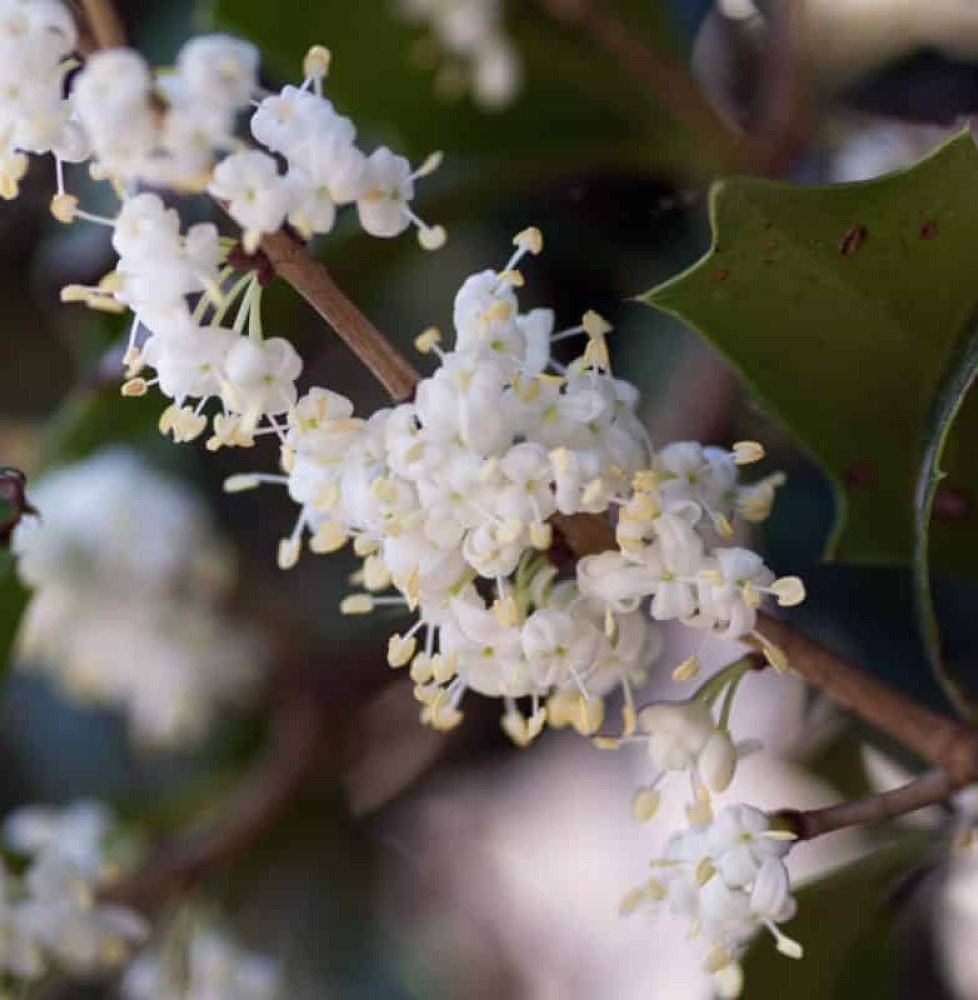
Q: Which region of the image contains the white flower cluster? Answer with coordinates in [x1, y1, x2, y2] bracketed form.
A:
[220, 52, 445, 250]
[12, 449, 266, 747]
[214, 230, 800, 750]
[0, 801, 146, 983]
[123, 924, 280, 1000]
[622, 804, 801, 994]
[0, 0, 87, 200]
[398, 0, 523, 109]
[72, 36, 257, 190]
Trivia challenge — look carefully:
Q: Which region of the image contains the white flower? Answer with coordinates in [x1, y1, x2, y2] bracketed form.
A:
[521, 608, 599, 689]
[175, 34, 259, 111]
[221, 335, 303, 430]
[638, 699, 713, 772]
[209, 151, 292, 251]
[706, 805, 791, 888]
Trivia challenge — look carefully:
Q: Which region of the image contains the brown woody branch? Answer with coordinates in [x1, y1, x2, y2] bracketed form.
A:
[781, 769, 954, 841]
[260, 231, 421, 402]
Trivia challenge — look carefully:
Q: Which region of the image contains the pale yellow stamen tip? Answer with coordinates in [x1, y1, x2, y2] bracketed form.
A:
[716, 512, 734, 539]
[493, 596, 519, 628]
[60, 284, 91, 303]
[277, 537, 301, 570]
[431, 652, 458, 684]
[417, 150, 443, 177]
[340, 594, 374, 615]
[311, 521, 348, 554]
[410, 654, 434, 684]
[121, 378, 147, 397]
[672, 655, 701, 682]
[694, 858, 716, 886]
[513, 226, 543, 255]
[414, 327, 441, 354]
[303, 44, 332, 79]
[582, 309, 612, 337]
[619, 888, 646, 917]
[631, 787, 660, 823]
[419, 224, 447, 251]
[497, 268, 524, 287]
[50, 192, 78, 224]
[771, 576, 806, 607]
[387, 633, 417, 668]
[223, 474, 260, 493]
[763, 829, 799, 841]
[733, 440, 765, 465]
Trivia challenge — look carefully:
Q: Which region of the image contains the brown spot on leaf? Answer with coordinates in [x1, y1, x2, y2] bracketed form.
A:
[839, 225, 868, 257]
[933, 483, 971, 522]
[765, 240, 779, 252]
[920, 220, 938, 240]
[714, 269, 730, 283]
[843, 459, 877, 490]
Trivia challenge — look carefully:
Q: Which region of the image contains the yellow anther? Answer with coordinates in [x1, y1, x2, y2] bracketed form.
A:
[771, 576, 806, 607]
[410, 654, 434, 684]
[694, 858, 716, 886]
[672, 655, 701, 682]
[621, 703, 637, 738]
[353, 535, 380, 557]
[50, 192, 78, 224]
[223, 474, 260, 493]
[416, 150, 443, 177]
[414, 327, 442, 354]
[573, 695, 604, 736]
[387, 633, 417, 668]
[363, 554, 391, 590]
[513, 226, 543, 255]
[303, 44, 332, 79]
[121, 378, 147, 397]
[497, 268, 524, 287]
[432, 652, 458, 684]
[60, 284, 91, 303]
[582, 309, 612, 337]
[741, 580, 761, 608]
[715, 512, 734, 539]
[646, 878, 667, 902]
[340, 594, 374, 615]
[277, 536, 301, 570]
[732, 440, 765, 465]
[619, 887, 646, 917]
[419, 224, 447, 251]
[310, 521, 348, 554]
[631, 787, 660, 823]
[633, 468, 658, 492]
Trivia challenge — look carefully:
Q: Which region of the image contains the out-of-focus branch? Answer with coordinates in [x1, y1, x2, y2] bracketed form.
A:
[102, 697, 325, 910]
[781, 768, 954, 841]
[528, 0, 744, 173]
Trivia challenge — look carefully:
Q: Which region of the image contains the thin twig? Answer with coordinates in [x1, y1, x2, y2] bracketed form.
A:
[260, 231, 421, 402]
[528, 0, 743, 173]
[102, 696, 325, 910]
[782, 769, 954, 840]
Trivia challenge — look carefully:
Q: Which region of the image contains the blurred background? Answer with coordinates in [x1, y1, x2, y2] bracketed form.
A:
[4, 0, 978, 996]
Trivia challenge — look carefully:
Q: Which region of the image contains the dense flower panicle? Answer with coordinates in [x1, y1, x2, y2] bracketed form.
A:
[0, 801, 146, 985]
[12, 449, 266, 746]
[211, 230, 801, 754]
[398, 0, 523, 109]
[123, 925, 280, 1000]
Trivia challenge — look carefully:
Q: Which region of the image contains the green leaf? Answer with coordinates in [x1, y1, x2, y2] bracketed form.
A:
[0, 552, 30, 684]
[37, 385, 161, 474]
[914, 315, 978, 717]
[643, 130, 978, 575]
[207, 0, 706, 172]
[742, 837, 933, 999]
